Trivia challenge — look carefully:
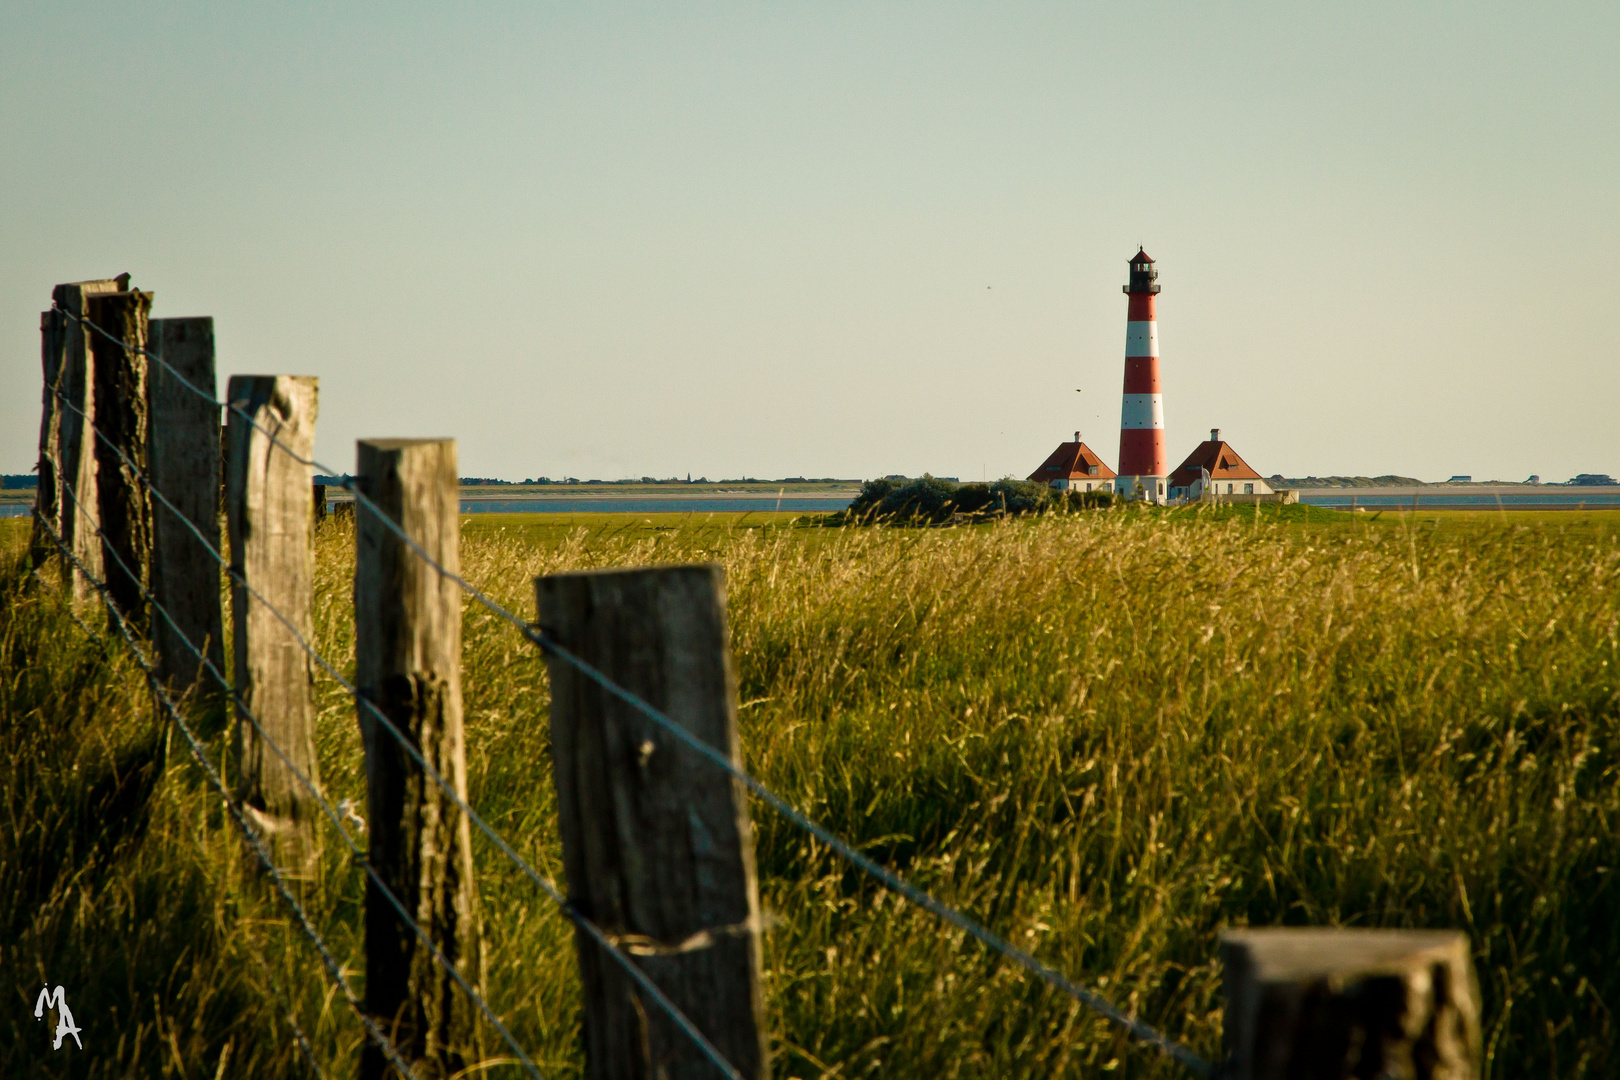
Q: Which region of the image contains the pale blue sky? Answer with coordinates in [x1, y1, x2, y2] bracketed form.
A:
[3, 3, 1616, 482]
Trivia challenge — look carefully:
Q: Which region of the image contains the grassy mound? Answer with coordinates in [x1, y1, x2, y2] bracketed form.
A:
[2, 512, 1616, 1077]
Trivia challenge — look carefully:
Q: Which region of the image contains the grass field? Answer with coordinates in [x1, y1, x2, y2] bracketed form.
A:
[2, 507, 1617, 1078]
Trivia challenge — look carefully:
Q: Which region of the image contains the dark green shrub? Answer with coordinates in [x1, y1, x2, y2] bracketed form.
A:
[878, 475, 959, 521]
[950, 483, 996, 515]
[834, 475, 1117, 526]
[846, 477, 900, 518]
[987, 478, 1047, 514]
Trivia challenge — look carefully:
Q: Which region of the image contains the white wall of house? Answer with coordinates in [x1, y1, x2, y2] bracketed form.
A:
[1172, 476, 1275, 499]
[1050, 477, 1113, 492]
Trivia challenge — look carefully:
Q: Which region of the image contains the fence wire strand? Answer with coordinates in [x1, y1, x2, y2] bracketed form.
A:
[26, 564, 329, 1080]
[32, 520, 422, 1080]
[45, 427, 549, 1080]
[54, 302, 1218, 1078]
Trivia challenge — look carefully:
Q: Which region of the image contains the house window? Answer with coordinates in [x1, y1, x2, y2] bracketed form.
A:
[1227, 483, 1234, 494]
[1244, 483, 1254, 494]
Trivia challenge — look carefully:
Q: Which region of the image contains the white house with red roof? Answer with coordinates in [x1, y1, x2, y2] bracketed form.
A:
[1168, 430, 1274, 500]
[1028, 432, 1117, 492]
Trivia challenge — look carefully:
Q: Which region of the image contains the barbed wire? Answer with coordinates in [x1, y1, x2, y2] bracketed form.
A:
[55, 302, 1217, 1077]
[528, 637, 1218, 1076]
[26, 563, 331, 1079]
[31, 519, 423, 1080]
[45, 438, 548, 1080]
[43, 371, 745, 1080]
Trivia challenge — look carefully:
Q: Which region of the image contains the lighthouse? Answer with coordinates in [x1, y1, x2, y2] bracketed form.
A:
[1116, 248, 1168, 502]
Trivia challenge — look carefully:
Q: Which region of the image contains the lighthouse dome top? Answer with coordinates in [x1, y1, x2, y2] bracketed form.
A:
[1130, 248, 1155, 265]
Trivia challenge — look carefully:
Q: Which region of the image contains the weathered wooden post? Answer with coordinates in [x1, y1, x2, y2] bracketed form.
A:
[354, 438, 482, 1080]
[86, 289, 154, 625]
[536, 565, 768, 1080]
[1220, 928, 1481, 1080]
[148, 317, 225, 690]
[225, 375, 323, 873]
[30, 278, 122, 599]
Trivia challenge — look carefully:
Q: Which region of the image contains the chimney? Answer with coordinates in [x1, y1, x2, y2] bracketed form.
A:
[1210, 428, 1220, 443]
[1074, 431, 1082, 442]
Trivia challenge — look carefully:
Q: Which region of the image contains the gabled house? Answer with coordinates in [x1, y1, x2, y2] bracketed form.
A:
[1029, 433, 1117, 493]
[1168, 430, 1273, 500]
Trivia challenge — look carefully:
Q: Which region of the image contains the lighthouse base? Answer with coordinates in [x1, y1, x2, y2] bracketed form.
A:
[1115, 475, 1169, 504]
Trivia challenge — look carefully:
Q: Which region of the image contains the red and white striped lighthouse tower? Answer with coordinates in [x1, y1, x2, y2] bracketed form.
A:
[1116, 248, 1168, 502]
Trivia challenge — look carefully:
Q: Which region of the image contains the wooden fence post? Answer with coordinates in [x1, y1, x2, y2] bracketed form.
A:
[30, 278, 122, 600]
[312, 481, 328, 527]
[354, 438, 482, 1080]
[225, 374, 322, 874]
[536, 565, 768, 1080]
[86, 289, 154, 626]
[1219, 928, 1481, 1080]
[148, 317, 225, 690]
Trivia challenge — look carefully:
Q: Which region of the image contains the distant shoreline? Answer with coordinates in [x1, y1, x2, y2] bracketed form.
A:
[1290, 484, 1614, 497]
[329, 487, 862, 504]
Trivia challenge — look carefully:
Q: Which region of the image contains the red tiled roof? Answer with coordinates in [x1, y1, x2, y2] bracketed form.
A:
[1168, 440, 1262, 487]
[1028, 439, 1117, 483]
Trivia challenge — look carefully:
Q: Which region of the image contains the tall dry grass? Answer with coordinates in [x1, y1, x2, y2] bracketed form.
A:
[2, 509, 1616, 1077]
